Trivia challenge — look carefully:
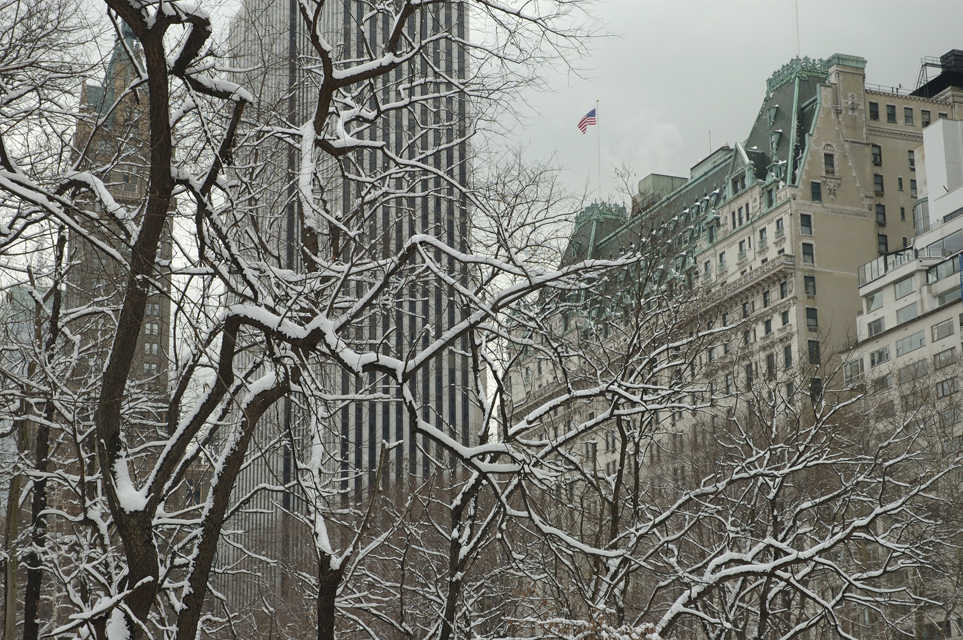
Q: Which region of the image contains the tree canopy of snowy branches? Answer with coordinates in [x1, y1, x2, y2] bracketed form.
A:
[0, 1, 961, 640]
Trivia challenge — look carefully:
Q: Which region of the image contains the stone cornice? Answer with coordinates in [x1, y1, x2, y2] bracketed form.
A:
[864, 89, 951, 105]
[866, 126, 924, 142]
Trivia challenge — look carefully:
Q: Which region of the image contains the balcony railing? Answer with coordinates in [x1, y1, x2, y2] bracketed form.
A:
[720, 254, 795, 297]
[857, 248, 915, 286]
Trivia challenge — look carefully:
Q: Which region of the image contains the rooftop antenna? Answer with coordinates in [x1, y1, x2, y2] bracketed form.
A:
[791, 0, 801, 58]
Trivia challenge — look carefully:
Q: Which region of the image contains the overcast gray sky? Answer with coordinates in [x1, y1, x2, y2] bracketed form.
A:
[505, 0, 963, 205]
[206, 1, 963, 206]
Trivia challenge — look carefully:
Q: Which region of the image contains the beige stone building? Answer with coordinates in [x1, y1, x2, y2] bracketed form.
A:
[513, 49, 963, 459]
[72, 28, 173, 412]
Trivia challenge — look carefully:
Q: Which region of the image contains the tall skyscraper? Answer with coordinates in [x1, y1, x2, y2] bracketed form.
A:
[220, 1, 476, 626]
[228, 0, 473, 488]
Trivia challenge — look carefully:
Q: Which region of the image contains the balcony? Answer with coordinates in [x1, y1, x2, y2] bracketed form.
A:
[720, 253, 795, 297]
[857, 248, 915, 286]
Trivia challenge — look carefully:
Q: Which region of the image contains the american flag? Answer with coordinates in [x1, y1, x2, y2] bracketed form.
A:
[577, 108, 597, 134]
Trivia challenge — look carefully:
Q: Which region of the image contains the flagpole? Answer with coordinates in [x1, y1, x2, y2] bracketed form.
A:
[596, 98, 601, 202]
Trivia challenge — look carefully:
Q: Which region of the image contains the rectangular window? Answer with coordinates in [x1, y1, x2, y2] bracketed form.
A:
[800, 213, 813, 235]
[744, 330, 751, 345]
[811, 378, 823, 402]
[811, 181, 822, 202]
[708, 347, 715, 362]
[739, 239, 746, 255]
[865, 290, 884, 313]
[935, 347, 958, 369]
[872, 144, 882, 165]
[766, 353, 776, 378]
[878, 234, 888, 254]
[776, 217, 784, 236]
[780, 281, 788, 298]
[763, 290, 770, 307]
[901, 206, 906, 221]
[898, 177, 903, 191]
[868, 317, 885, 337]
[808, 340, 821, 364]
[910, 179, 917, 198]
[940, 112, 948, 119]
[887, 104, 897, 123]
[806, 307, 818, 329]
[784, 345, 793, 368]
[704, 261, 711, 274]
[725, 374, 733, 393]
[719, 252, 726, 265]
[742, 301, 750, 318]
[898, 361, 928, 384]
[904, 106, 914, 125]
[938, 288, 962, 307]
[937, 378, 958, 399]
[804, 275, 816, 296]
[767, 188, 775, 208]
[824, 153, 835, 174]
[869, 102, 879, 120]
[782, 310, 790, 326]
[870, 346, 891, 367]
[843, 359, 865, 385]
[874, 174, 884, 194]
[876, 204, 886, 223]
[922, 110, 931, 127]
[738, 206, 744, 226]
[933, 318, 955, 342]
[873, 374, 891, 392]
[765, 318, 772, 334]
[759, 227, 767, 245]
[894, 275, 914, 299]
[895, 330, 925, 357]
[723, 312, 729, 326]
[802, 243, 814, 264]
[896, 302, 918, 325]
[908, 150, 915, 171]
[941, 407, 962, 428]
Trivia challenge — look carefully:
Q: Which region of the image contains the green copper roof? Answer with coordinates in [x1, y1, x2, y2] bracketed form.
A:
[766, 56, 829, 98]
[85, 27, 139, 125]
[572, 201, 626, 233]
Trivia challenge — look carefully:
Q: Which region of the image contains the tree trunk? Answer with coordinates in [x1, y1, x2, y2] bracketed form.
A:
[317, 558, 343, 640]
[2, 447, 22, 640]
[22, 418, 49, 640]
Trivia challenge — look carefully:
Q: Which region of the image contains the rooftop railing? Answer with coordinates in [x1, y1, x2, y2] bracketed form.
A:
[857, 249, 915, 287]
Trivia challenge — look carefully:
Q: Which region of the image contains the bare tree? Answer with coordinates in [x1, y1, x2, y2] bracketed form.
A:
[2, 3, 960, 640]
[0, 2, 644, 639]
